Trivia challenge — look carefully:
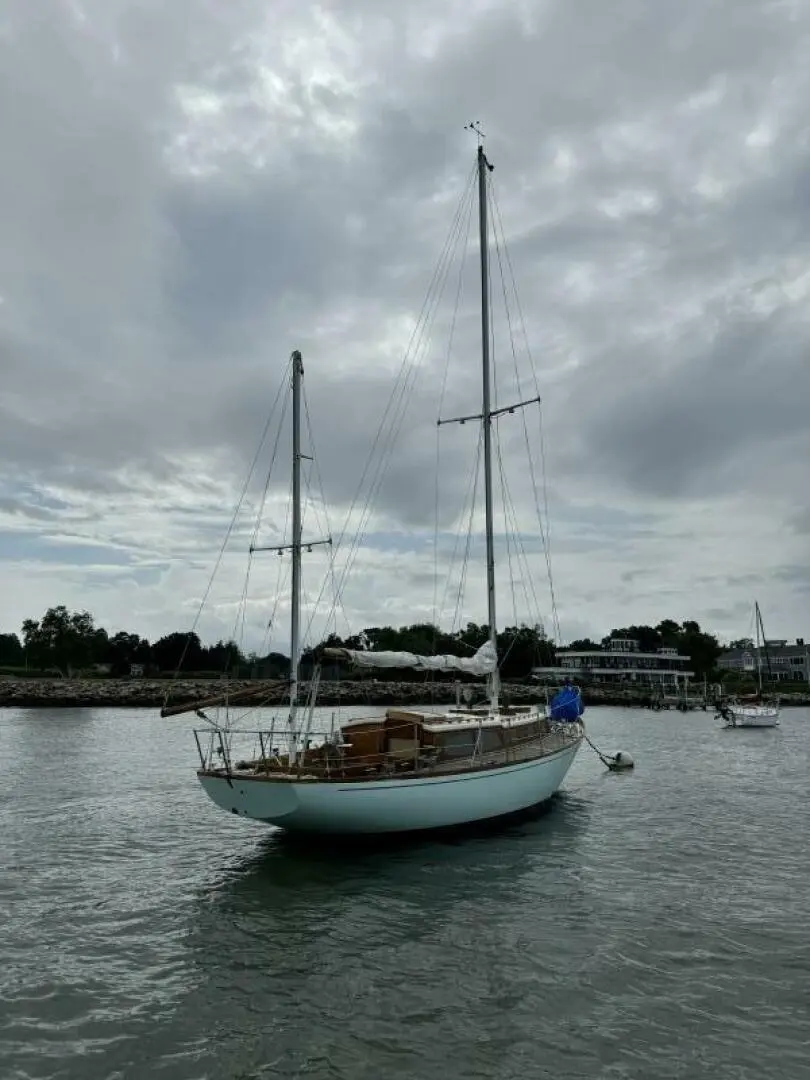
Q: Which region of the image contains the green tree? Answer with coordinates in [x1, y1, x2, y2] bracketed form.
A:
[105, 631, 152, 676]
[21, 606, 107, 675]
[677, 620, 721, 678]
[497, 624, 555, 679]
[656, 619, 681, 647]
[603, 625, 662, 653]
[457, 622, 489, 652]
[152, 631, 202, 672]
[0, 632, 24, 666]
[205, 639, 245, 672]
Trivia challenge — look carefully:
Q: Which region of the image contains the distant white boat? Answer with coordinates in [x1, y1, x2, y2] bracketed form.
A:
[720, 703, 780, 728]
[161, 136, 584, 835]
[718, 602, 780, 729]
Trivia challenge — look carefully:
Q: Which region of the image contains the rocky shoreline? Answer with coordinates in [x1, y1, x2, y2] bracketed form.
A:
[2, 676, 809, 710]
[2, 677, 548, 709]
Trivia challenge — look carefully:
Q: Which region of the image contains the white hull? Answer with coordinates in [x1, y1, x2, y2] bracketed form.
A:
[198, 737, 582, 835]
[723, 706, 780, 728]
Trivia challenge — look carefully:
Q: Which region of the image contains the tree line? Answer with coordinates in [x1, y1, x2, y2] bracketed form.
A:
[0, 606, 731, 680]
[0, 606, 270, 679]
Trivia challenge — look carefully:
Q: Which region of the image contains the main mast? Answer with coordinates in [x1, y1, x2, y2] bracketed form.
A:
[755, 600, 772, 689]
[477, 142, 499, 711]
[438, 130, 541, 707]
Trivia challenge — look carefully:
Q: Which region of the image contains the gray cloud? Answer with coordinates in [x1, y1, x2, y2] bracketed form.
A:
[790, 508, 810, 535]
[1, 0, 809, 648]
[578, 306, 810, 497]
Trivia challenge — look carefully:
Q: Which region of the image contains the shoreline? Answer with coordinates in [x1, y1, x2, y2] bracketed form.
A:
[2, 677, 809, 710]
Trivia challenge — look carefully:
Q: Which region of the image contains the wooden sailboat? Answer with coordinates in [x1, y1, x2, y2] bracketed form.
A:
[718, 601, 780, 728]
[163, 137, 584, 835]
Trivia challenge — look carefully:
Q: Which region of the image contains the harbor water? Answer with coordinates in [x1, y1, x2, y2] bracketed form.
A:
[2, 705, 808, 1079]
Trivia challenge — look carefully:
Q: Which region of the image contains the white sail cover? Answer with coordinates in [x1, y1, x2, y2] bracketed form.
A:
[337, 640, 497, 677]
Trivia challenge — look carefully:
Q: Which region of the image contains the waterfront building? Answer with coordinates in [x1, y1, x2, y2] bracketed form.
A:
[717, 638, 809, 683]
[533, 636, 694, 690]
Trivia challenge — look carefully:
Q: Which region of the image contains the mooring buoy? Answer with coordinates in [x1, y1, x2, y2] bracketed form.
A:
[583, 732, 635, 772]
[607, 751, 634, 771]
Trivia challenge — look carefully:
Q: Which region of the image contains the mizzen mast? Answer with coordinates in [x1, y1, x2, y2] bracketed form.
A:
[249, 351, 331, 743]
[160, 351, 331, 725]
[290, 349, 303, 714]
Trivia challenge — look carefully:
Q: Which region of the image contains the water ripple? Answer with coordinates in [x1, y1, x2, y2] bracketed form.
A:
[1, 706, 809, 1079]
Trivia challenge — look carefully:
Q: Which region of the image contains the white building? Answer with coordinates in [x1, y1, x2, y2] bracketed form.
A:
[533, 637, 694, 690]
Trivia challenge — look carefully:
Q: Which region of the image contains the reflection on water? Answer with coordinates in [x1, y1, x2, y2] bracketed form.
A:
[1, 706, 809, 1080]
[173, 791, 594, 1080]
[196, 789, 591, 920]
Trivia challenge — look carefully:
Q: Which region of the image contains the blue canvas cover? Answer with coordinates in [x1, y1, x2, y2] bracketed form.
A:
[549, 683, 584, 722]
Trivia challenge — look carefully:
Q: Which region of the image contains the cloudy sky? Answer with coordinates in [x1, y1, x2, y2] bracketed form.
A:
[1, 0, 809, 656]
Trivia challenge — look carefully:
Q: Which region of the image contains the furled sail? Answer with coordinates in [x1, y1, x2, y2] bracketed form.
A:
[325, 640, 497, 677]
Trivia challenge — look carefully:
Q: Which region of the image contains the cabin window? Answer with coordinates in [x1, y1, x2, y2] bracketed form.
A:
[435, 728, 502, 758]
[435, 730, 477, 759]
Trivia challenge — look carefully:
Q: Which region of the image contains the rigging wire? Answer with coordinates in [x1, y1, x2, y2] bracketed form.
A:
[300, 161, 479, 645]
[448, 429, 484, 640]
[164, 352, 294, 701]
[493, 422, 541, 672]
[302, 383, 349, 645]
[433, 177, 476, 650]
[174, 152, 562, 700]
[489, 184, 551, 614]
[493, 408, 546, 625]
[259, 475, 293, 658]
[489, 179, 561, 644]
[232, 370, 341, 675]
[432, 422, 482, 642]
[329, 166, 477, 614]
[497, 439, 546, 635]
[232, 387, 292, 656]
[495, 424, 520, 629]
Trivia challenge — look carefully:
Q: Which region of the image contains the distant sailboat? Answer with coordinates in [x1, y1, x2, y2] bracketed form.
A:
[718, 601, 780, 729]
[161, 134, 584, 835]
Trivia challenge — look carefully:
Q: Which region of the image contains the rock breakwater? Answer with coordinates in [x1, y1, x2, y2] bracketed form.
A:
[3, 677, 808, 710]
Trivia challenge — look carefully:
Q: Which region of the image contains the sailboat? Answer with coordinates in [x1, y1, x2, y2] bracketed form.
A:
[161, 137, 584, 835]
[717, 601, 780, 728]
